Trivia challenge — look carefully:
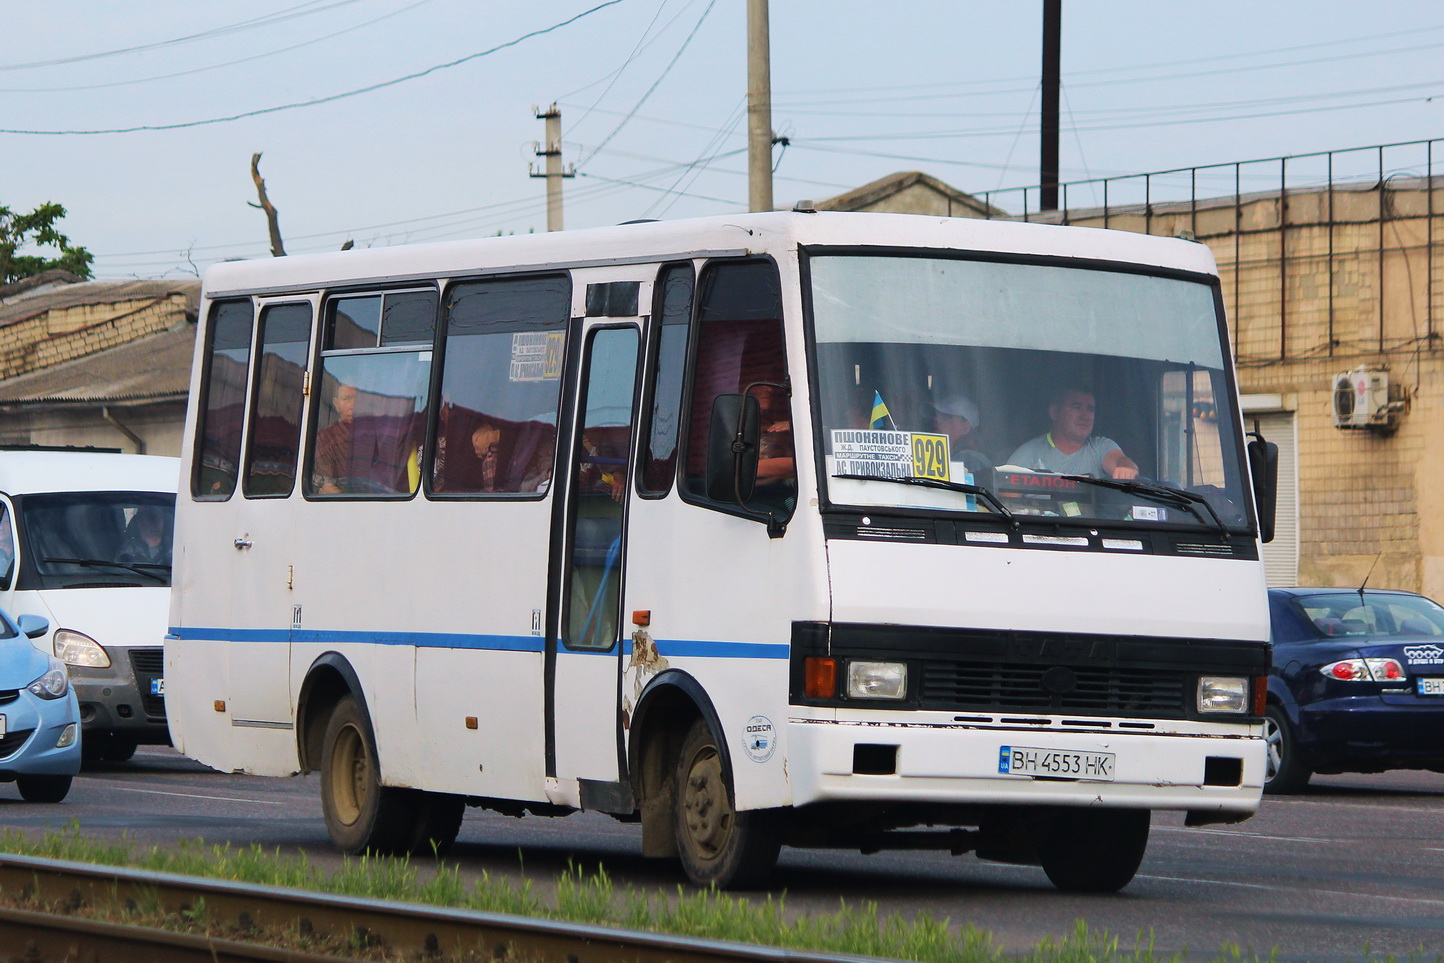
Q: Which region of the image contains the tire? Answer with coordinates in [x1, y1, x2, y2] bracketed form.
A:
[101, 737, 138, 763]
[1039, 807, 1149, 893]
[1263, 705, 1311, 794]
[673, 718, 781, 889]
[81, 731, 112, 763]
[319, 695, 464, 855]
[17, 775, 72, 803]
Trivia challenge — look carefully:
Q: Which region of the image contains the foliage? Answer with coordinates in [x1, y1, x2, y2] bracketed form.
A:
[0, 201, 94, 284]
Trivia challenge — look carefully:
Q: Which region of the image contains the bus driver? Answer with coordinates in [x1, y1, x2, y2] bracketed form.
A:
[1006, 386, 1139, 479]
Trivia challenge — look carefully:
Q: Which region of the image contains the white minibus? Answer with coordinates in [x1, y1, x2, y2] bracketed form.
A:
[168, 212, 1275, 891]
[0, 449, 178, 761]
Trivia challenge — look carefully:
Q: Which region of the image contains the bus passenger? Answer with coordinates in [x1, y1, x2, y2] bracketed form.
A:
[313, 383, 358, 494]
[1006, 386, 1138, 479]
[756, 388, 795, 487]
[928, 393, 993, 478]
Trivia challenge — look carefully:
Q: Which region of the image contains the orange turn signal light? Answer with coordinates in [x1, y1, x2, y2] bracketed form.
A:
[805, 657, 837, 699]
[1252, 676, 1268, 717]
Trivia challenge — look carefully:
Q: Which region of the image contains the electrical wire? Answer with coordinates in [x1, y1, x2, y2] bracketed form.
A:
[0, 1, 627, 135]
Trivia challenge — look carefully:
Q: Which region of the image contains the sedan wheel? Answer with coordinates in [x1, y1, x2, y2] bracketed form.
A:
[1263, 705, 1311, 794]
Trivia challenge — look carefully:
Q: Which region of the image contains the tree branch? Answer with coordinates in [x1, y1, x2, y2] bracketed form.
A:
[250, 152, 286, 257]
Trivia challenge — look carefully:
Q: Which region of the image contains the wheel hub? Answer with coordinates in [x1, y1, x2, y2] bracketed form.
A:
[681, 748, 732, 857]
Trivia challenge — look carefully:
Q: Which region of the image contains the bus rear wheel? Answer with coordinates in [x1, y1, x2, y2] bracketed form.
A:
[320, 695, 464, 855]
[1038, 807, 1149, 893]
[673, 719, 781, 889]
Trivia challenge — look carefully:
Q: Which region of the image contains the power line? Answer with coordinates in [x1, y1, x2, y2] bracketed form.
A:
[0, 1, 627, 135]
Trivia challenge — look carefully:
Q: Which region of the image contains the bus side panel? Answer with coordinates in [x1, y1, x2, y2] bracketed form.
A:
[620, 496, 829, 812]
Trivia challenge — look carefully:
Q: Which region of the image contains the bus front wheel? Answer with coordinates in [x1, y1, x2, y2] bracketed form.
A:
[1038, 807, 1149, 893]
[673, 719, 781, 889]
[320, 695, 464, 855]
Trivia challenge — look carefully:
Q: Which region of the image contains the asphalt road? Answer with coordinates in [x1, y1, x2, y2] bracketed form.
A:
[3, 748, 1443, 962]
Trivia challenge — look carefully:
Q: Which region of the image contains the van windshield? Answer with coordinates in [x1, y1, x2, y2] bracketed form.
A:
[809, 253, 1252, 532]
[16, 492, 176, 589]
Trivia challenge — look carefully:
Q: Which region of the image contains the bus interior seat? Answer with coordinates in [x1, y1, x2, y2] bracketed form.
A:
[1398, 617, 1436, 636]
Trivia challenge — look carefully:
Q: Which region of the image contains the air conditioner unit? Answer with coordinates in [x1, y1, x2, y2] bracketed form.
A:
[1331, 364, 1408, 432]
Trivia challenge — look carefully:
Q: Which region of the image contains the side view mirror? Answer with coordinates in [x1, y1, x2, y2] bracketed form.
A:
[17, 613, 49, 639]
[706, 393, 760, 503]
[1247, 432, 1279, 544]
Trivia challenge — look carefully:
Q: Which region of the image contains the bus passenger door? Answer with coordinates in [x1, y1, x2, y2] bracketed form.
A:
[547, 322, 639, 807]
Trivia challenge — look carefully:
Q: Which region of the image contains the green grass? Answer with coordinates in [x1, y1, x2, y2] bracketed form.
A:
[0, 825, 1427, 963]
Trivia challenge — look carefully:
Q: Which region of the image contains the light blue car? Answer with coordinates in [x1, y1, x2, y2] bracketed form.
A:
[0, 610, 80, 802]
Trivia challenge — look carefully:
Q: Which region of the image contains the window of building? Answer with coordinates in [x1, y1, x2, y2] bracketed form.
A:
[638, 263, 694, 496]
[305, 289, 437, 498]
[244, 302, 312, 497]
[193, 298, 255, 499]
[432, 275, 570, 496]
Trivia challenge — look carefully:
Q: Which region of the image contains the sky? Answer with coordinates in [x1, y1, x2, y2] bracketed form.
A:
[4, 0, 1444, 280]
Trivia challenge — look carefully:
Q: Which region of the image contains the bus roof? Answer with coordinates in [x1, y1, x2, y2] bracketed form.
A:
[0, 451, 179, 496]
[200, 211, 1219, 297]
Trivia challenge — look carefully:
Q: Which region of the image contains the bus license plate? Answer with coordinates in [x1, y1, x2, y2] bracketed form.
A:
[150, 678, 166, 696]
[998, 746, 1115, 781]
[1418, 678, 1444, 696]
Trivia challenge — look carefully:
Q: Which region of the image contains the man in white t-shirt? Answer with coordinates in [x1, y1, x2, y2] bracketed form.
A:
[1006, 387, 1139, 479]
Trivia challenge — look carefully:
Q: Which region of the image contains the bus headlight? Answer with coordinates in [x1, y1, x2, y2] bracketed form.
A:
[54, 629, 111, 668]
[846, 661, 908, 700]
[1197, 676, 1249, 713]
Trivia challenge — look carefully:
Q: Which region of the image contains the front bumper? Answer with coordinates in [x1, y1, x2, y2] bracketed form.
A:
[69, 646, 168, 742]
[0, 689, 82, 779]
[786, 713, 1264, 815]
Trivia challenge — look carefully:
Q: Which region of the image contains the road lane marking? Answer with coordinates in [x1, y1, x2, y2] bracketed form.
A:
[1155, 826, 1336, 843]
[97, 786, 287, 806]
[1265, 799, 1444, 815]
[1142, 874, 1444, 908]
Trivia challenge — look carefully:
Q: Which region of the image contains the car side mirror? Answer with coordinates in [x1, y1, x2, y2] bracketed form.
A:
[1247, 433, 1279, 544]
[706, 393, 760, 504]
[17, 613, 49, 639]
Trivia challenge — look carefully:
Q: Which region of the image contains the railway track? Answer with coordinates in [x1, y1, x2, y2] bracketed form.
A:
[0, 852, 873, 963]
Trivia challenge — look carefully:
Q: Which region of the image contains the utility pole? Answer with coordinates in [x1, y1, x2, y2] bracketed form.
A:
[530, 104, 574, 232]
[746, 0, 774, 212]
[1040, 0, 1062, 212]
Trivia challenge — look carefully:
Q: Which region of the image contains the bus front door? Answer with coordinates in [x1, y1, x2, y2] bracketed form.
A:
[547, 323, 639, 808]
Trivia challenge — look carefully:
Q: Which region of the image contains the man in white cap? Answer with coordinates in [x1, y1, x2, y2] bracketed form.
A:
[930, 393, 992, 478]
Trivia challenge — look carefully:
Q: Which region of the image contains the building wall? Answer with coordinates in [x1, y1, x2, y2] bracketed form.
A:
[0, 293, 192, 380]
[1060, 181, 1441, 595]
[0, 403, 187, 457]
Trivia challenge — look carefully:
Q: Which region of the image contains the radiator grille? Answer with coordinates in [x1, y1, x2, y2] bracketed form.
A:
[128, 648, 166, 721]
[920, 661, 1187, 718]
[0, 689, 17, 707]
[0, 728, 34, 758]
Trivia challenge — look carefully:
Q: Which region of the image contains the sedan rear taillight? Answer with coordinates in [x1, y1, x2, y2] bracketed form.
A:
[1321, 658, 1405, 682]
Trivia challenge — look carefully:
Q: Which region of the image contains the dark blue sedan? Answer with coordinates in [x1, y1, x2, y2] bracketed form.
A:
[1266, 587, 1444, 793]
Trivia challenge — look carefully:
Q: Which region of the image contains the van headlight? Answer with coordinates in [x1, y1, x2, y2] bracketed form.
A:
[846, 661, 908, 700]
[27, 661, 70, 700]
[1197, 675, 1249, 713]
[54, 629, 110, 668]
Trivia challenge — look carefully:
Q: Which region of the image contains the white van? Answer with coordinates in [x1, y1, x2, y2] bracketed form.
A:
[0, 449, 178, 762]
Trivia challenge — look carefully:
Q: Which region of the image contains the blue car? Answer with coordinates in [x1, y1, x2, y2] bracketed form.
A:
[0, 610, 80, 802]
[1265, 587, 1444, 793]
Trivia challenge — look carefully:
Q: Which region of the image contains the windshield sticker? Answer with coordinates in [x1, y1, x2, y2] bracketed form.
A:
[509, 332, 564, 382]
[1404, 644, 1444, 665]
[1131, 506, 1164, 521]
[831, 429, 918, 479]
[910, 433, 951, 481]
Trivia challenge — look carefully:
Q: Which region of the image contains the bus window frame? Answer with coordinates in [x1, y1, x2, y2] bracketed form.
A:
[192, 296, 259, 503]
[635, 260, 696, 500]
[675, 254, 793, 526]
[423, 271, 571, 502]
[242, 297, 315, 500]
[301, 284, 441, 503]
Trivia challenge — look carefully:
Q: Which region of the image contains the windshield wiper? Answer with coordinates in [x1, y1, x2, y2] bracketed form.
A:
[1056, 476, 1229, 534]
[832, 473, 1018, 528]
[43, 557, 168, 584]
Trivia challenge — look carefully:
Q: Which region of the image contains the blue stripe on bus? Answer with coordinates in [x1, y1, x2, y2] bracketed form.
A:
[167, 627, 790, 660]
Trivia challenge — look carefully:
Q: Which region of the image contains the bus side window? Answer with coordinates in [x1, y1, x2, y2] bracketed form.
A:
[680, 259, 795, 520]
[638, 262, 694, 496]
[432, 274, 569, 496]
[305, 290, 436, 498]
[244, 302, 312, 497]
[193, 298, 255, 499]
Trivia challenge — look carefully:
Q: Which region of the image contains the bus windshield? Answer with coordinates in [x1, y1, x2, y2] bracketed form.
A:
[810, 253, 1252, 531]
